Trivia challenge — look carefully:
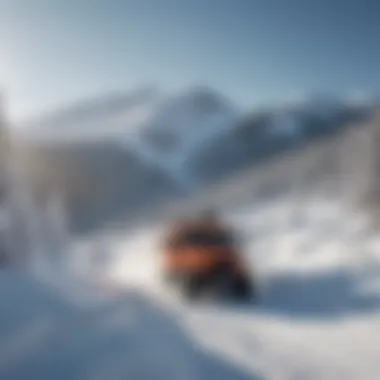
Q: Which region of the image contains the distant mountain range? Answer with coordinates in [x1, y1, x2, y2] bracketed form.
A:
[13, 86, 375, 234]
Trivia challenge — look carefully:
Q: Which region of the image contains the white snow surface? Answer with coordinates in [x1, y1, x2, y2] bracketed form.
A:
[2, 191, 380, 380]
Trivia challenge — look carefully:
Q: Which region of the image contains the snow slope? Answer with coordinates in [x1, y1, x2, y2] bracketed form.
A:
[0, 268, 259, 380]
[87, 189, 380, 380]
[3, 183, 380, 379]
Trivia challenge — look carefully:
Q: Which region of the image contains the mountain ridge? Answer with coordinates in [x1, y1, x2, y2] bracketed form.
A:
[11, 85, 375, 234]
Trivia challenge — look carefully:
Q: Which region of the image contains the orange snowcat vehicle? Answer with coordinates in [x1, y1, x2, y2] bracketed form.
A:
[160, 212, 254, 301]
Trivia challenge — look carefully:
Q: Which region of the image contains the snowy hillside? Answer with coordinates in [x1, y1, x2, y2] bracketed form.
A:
[3, 175, 380, 380]
[16, 86, 369, 186]
[10, 86, 373, 236]
[0, 269, 260, 380]
[19, 87, 164, 140]
[18, 86, 239, 187]
[71, 177, 380, 380]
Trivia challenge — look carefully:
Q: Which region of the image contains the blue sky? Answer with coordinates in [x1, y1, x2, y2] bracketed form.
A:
[0, 0, 379, 120]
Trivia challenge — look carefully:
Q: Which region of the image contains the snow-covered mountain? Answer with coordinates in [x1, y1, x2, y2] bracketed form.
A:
[19, 86, 239, 188]
[137, 86, 238, 185]
[21, 86, 164, 139]
[13, 86, 374, 234]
